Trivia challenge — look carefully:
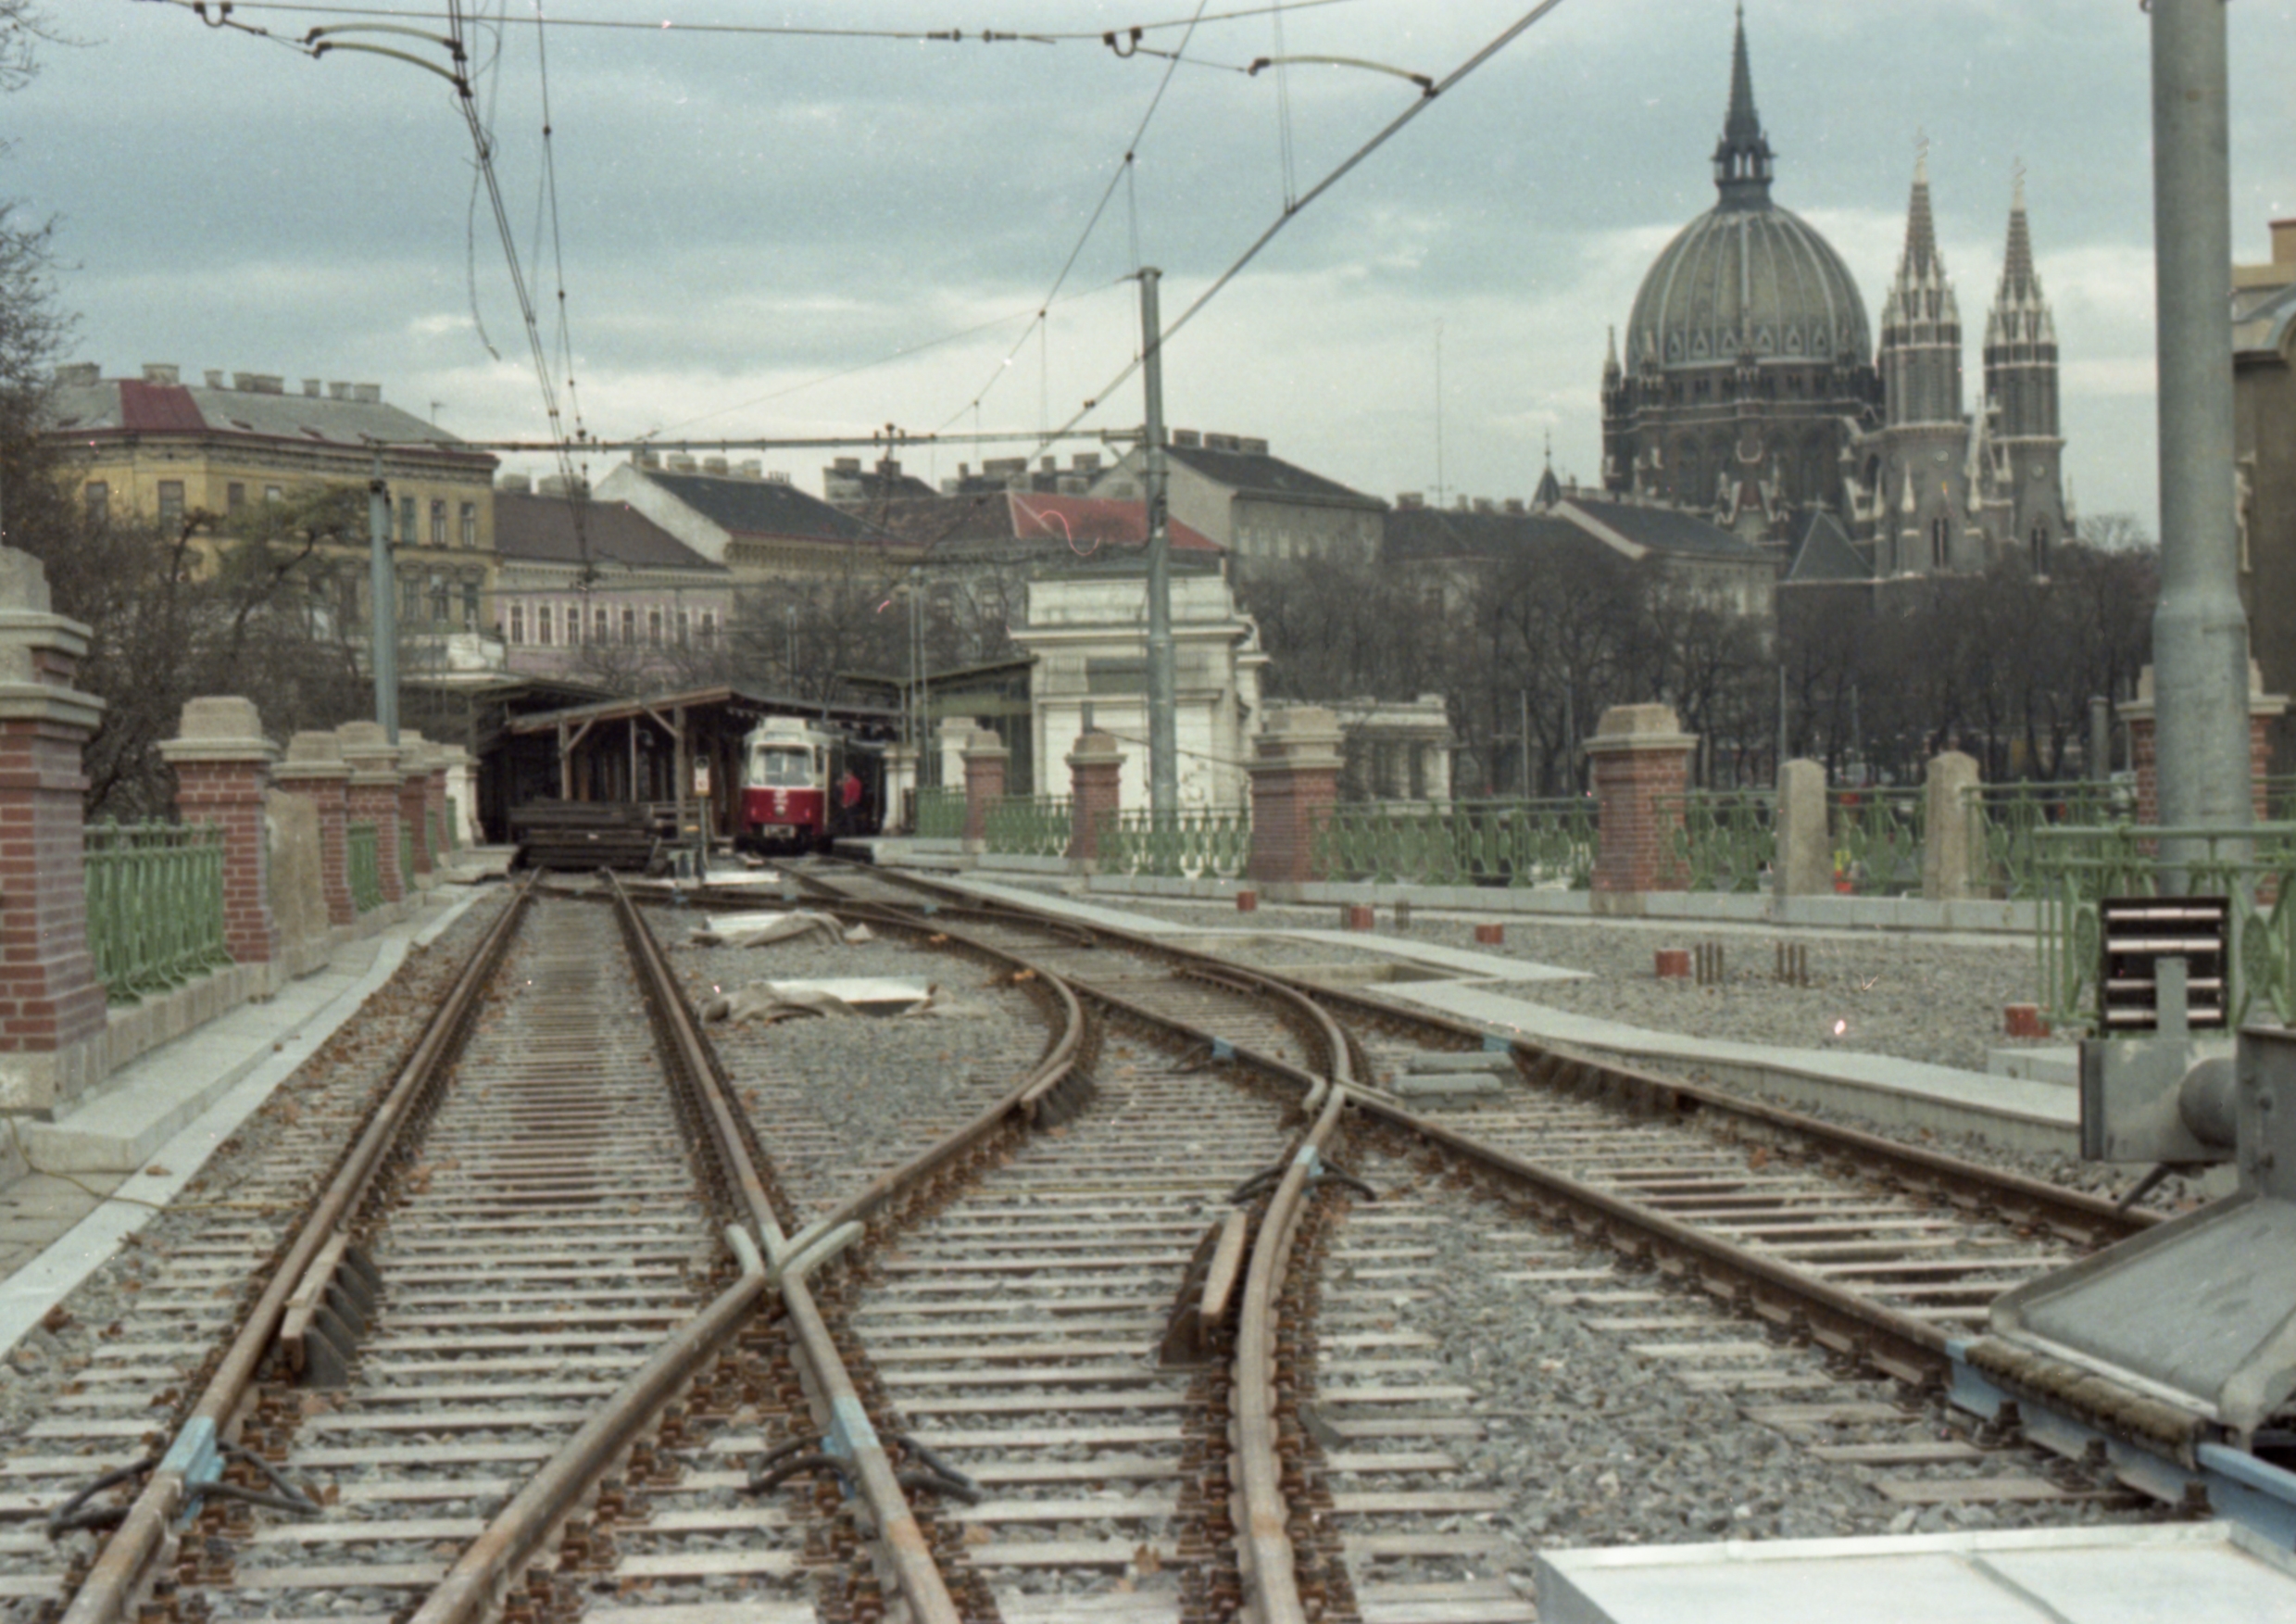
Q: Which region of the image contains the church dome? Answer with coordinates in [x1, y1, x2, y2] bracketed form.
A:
[1623, 11, 1872, 373]
[1627, 206, 1871, 371]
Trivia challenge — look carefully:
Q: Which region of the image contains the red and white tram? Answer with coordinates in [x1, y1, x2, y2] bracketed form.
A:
[737, 716, 882, 852]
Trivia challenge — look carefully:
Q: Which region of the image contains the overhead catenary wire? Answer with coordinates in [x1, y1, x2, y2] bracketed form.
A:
[634, 276, 1129, 443]
[1046, 0, 1571, 451]
[154, 0, 1362, 44]
[935, 0, 1214, 434]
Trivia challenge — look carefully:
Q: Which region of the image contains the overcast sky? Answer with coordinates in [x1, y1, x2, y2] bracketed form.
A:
[15, 0, 2295, 526]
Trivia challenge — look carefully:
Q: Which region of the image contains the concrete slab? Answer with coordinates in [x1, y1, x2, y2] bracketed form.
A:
[0, 888, 488, 1356]
[932, 876, 1195, 937]
[1390, 981, 2077, 1153]
[1990, 1045, 2079, 1087]
[1537, 1520, 2296, 1623]
[927, 871, 2081, 1153]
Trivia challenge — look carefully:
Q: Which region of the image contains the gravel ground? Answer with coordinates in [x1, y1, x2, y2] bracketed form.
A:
[659, 911, 1049, 1214]
[0, 890, 510, 1446]
[1331, 1152, 2151, 1555]
[1050, 892, 2043, 1076]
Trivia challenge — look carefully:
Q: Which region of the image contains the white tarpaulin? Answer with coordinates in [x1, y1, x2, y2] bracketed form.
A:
[701, 977, 994, 1026]
[692, 911, 843, 948]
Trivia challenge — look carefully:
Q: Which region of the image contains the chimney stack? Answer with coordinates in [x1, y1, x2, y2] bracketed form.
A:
[141, 363, 180, 385]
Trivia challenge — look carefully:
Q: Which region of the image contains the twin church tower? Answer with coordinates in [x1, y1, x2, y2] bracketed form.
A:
[1598, 9, 2070, 575]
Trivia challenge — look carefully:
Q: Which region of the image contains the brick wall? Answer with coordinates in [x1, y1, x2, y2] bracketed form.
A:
[348, 779, 406, 901]
[962, 736, 1009, 846]
[172, 758, 280, 965]
[1067, 734, 1124, 862]
[0, 722, 106, 1055]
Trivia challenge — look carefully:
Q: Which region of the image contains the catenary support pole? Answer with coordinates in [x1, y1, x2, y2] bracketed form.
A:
[369, 453, 398, 744]
[2148, 0, 2252, 859]
[1139, 268, 1179, 822]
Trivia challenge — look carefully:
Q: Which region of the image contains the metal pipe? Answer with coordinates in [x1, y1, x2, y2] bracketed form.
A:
[369, 454, 398, 743]
[2148, 0, 2252, 854]
[1139, 268, 1179, 821]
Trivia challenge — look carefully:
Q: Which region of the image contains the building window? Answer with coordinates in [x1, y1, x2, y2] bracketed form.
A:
[398, 495, 416, 547]
[340, 576, 360, 631]
[621, 607, 636, 646]
[459, 501, 477, 548]
[595, 606, 609, 643]
[83, 481, 108, 525]
[647, 608, 664, 647]
[430, 499, 446, 547]
[226, 482, 245, 515]
[698, 611, 716, 648]
[2031, 524, 2050, 575]
[509, 604, 525, 645]
[1930, 518, 1949, 571]
[400, 574, 420, 622]
[265, 485, 283, 504]
[157, 480, 185, 530]
[430, 578, 449, 623]
[462, 582, 479, 625]
[536, 604, 552, 646]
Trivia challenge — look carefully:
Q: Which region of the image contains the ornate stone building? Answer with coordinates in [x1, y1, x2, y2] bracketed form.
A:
[1600, 10, 2072, 577]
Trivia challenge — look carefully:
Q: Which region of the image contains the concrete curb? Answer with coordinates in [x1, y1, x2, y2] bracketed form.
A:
[0, 886, 489, 1357]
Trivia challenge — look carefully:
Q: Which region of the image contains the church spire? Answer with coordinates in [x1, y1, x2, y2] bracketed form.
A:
[1900, 144, 1942, 283]
[1877, 143, 1962, 427]
[1712, 6, 1775, 210]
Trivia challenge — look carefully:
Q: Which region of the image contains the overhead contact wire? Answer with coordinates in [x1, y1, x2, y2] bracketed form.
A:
[1043, 0, 1572, 451]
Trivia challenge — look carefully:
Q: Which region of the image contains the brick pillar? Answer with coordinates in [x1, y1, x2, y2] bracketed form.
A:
[1247, 707, 1346, 886]
[1585, 704, 1698, 895]
[0, 548, 107, 1114]
[275, 731, 355, 926]
[1067, 730, 1126, 864]
[338, 722, 405, 903]
[396, 730, 435, 888]
[2125, 661, 2290, 825]
[160, 697, 281, 968]
[960, 729, 1009, 852]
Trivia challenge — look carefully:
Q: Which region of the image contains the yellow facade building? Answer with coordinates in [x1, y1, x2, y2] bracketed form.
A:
[44, 362, 501, 643]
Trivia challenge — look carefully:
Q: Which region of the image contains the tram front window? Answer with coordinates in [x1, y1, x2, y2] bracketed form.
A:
[753, 748, 813, 788]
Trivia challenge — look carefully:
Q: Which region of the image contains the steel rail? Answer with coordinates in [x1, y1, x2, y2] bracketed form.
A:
[798, 873, 1959, 1379]
[1232, 1087, 1349, 1624]
[408, 1228, 771, 1624]
[1348, 1094, 1951, 1385]
[815, 863, 2151, 1244]
[604, 876, 964, 1624]
[59, 877, 539, 1624]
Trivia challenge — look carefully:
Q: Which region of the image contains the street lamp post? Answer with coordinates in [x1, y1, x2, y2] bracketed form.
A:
[368, 451, 398, 743]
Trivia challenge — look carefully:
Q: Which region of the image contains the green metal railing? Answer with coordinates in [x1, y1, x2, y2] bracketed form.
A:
[1097, 808, 1252, 879]
[2034, 822, 2296, 1030]
[914, 786, 964, 839]
[1314, 799, 1595, 888]
[1668, 791, 1775, 892]
[1967, 779, 2134, 900]
[1830, 788, 1925, 896]
[348, 821, 383, 913]
[83, 821, 232, 1005]
[984, 795, 1073, 858]
[442, 796, 459, 851]
[400, 817, 418, 883]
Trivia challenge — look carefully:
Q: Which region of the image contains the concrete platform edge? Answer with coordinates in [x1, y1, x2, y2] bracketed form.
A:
[0, 887, 488, 1358]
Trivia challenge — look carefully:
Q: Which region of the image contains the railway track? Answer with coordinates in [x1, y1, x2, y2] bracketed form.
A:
[2, 857, 2179, 1624]
[758, 861, 2170, 1613]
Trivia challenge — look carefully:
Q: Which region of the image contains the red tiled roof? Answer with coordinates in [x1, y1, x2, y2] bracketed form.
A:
[116, 380, 207, 433]
[1005, 492, 1219, 554]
